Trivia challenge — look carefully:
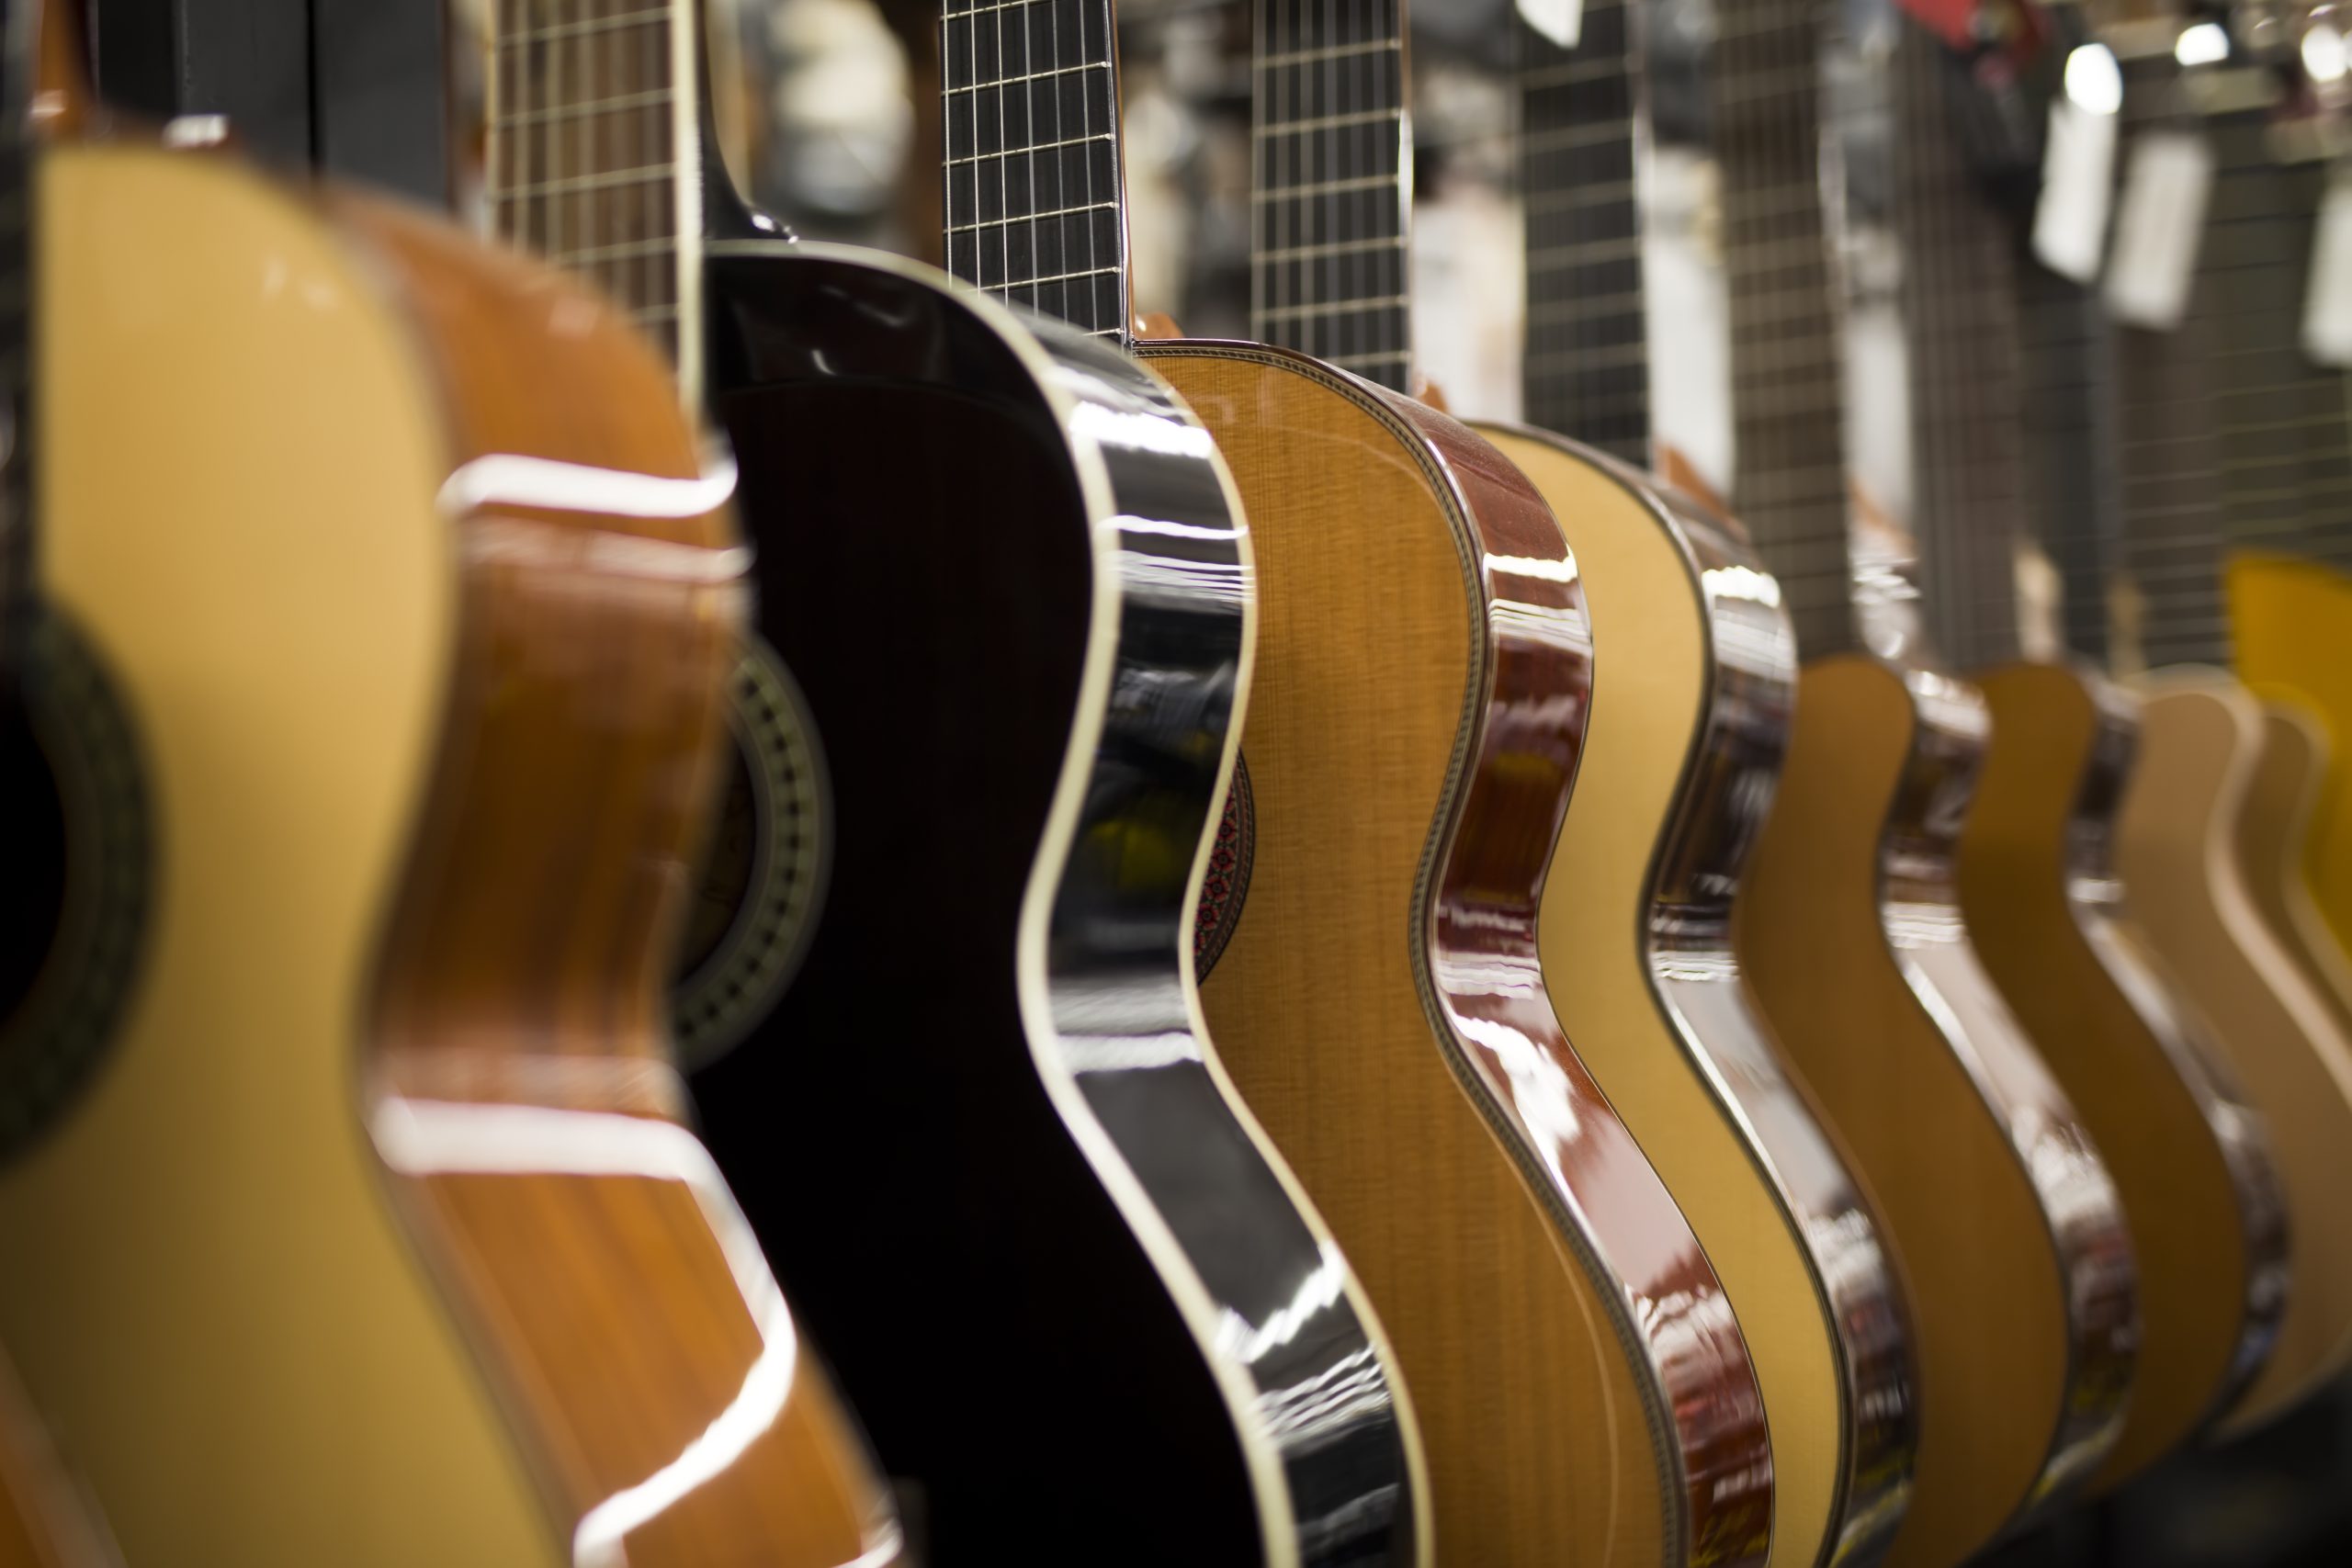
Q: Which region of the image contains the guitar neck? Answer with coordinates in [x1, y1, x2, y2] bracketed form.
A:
[1888, 20, 2030, 671]
[1713, 0, 1857, 658]
[484, 0, 704, 401]
[1518, 0, 1651, 466]
[1250, 0, 1412, 391]
[939, 0, 1130, 342]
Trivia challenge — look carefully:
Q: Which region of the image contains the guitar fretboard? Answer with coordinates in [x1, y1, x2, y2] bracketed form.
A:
[1713, 0, 1855, 658]
[487, 0, 693, 369]
[939, 0, 1128, 340]
[2201, 114, 2352, 574]
[1250, 0, 1411, 390]
[2015, 241, 2120, 661]
[1518, 0, 1650, 466]
[1890, 23, 2028, 671]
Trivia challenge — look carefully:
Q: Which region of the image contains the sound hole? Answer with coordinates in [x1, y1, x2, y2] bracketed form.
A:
[0, 613, 153, 1166]
[1192, 752, 1255, 980]
[670, 634, 829, 1070]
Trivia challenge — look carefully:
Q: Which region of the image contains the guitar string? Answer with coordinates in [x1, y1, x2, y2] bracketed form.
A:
[1045, 0, 1064, 324]
[994, 0, 1011, 305]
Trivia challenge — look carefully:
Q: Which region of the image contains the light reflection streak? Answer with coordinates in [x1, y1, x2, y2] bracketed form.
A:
[1214, 1244, 1347, 1364]
[1056, 1031, 1209, 1074]
[440, 450, 740, 520]
[370, 1100, 803, 1567]
[1069, 398, 1221, 461]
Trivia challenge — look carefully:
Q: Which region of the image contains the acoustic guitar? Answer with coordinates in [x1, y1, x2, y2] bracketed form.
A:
[1712, 2, 2142, 1562]
[1849, 3, 2291, 1487]
[1472, 8, 1921, 1565]
[0, 6, 900, 1566]
[2233, 556, 2352, 955]
[483, 2, 1429, 1562]
[2108, 36, 2352, 1433]
[2237, 698, 2352, 1042]
[1148, 3, 1776, 1564]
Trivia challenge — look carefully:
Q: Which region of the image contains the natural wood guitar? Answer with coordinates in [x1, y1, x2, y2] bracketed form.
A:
[1715, 6, 2141, 1562]
[1961, 664, 2290, 1480]
[1150, 4, 1777, 1564]
[2118, 670, 2352, 1432]
[0, 40, 899, 1568]
[1484, 11, 1922, 1562]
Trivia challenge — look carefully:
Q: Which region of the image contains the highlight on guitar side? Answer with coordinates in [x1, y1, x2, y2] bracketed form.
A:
[3, 1, 2352, 1565]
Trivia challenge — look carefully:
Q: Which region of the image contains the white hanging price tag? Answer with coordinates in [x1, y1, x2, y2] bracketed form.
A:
[2033, 96, 2120, 284]
[2105, 130, 2214, 329]
[1517, 0, 1584, 50]
[2303, 174, 2352, 367]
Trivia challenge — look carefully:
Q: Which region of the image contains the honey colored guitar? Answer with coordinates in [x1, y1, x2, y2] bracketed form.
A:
[1149, 4, 1776, 1563]
[0, 58, 899, 1568]
[1712, 3, 2139, 1560]
[1958, 664, 2289, 1482]
[1488, 13, 1921, 1562]
[2118, 670, 2352, 1433]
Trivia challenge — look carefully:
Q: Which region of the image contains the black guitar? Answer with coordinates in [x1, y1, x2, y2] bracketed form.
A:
[483, 3, 1422, 1562]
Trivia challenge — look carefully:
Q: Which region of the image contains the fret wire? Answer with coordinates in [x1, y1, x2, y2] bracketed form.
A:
[1252, 108, 1400, 138]
[940, 60, 1108, 96]
[1255, 39, 1399, 70]
[493, 88, 673, 128]
[944, 132, 1114, 168]
[944, 201, 1120, 235]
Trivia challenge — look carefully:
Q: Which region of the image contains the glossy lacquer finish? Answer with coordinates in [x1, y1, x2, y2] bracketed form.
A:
[1965, 662, 2288, 1482]
[1879, 666, 2139, 1501]
[348, 205, 904, 1568]
[1416, 403, 1770, 1568]
[1644, 483, 1917, 1563]
[692, 247, 1417, 1567]
[1480, 424, 1914, 1568]
[1153, 341, 1770, 1568]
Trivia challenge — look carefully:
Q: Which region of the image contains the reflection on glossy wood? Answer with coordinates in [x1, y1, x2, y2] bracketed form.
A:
[0, 142, 553, 1567]
[1148, 343, 1772, 1568]
[1479, 425, 1917, 1568]
[1735, 656, 2137, 1568]
[2120, 671, 2352, 1433]
[0, 142, 895, 1568]
[343, 200, 899, 1568]
[1963, 664, 2288, 1485]
[0, 1350, 116, 1568]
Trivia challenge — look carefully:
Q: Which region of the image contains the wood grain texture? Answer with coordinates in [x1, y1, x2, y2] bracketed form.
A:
[1734, 656, 2135, 1568]
[1148, 342, 1772, 1568]
[343, 197, 901, 1568]
[1479, 424, 1919, 1568]
[1962, 663, 2289, 1485]
[2119, 671, 2352, 1433]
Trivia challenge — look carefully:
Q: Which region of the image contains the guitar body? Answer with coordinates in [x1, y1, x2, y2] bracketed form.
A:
[1475, 425, 1917, 1568]
[1734, 655, 2137, 1568]
[0, 1350, 115, 1568]
[2230, 552, 2352, 952]
[685, 245, 1422, 1567]
[0, 141, 901, 1567]
[2118, 671, 2352, 1432]
[1145, 342, 1774, 1568]
[1961, 662, 2289, 1483]
[2240, 703, 2352, 1039]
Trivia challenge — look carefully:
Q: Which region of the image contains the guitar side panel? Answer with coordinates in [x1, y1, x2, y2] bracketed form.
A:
[1153, 340, 1772, 1568]
[1874, 665, 2137, 1517]
[1647, 481, 1920, 1567]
